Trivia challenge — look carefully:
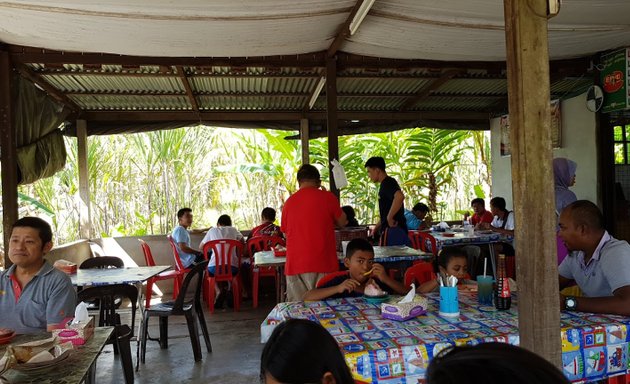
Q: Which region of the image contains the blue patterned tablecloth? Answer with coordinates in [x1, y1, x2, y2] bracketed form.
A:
[261, 293, 630, 383]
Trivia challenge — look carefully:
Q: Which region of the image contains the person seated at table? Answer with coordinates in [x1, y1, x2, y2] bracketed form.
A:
[249, 207, 283, 239]
[426, 342, 569, 384]
[464, 198, 494, 227]
[0, 217, 76, 334]
[341, 205, 360, 227]
[417, 247, 471, 293]
[303, 238, 407, 300]
[171, 207, 204, 268]
[478, 197, 515, 257]
[200, 214, 245, 307]
[558, 200, 630, 316]
[261, 318, 354, 384]
[404, 202, 430, 230]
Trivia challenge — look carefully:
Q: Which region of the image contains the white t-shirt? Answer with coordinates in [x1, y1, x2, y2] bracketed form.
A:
[491, 211, 515, 231]
[199, 226, 244, 267]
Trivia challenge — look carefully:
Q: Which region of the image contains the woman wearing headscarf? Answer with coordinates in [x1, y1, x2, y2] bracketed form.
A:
[553, 157, 577, 214]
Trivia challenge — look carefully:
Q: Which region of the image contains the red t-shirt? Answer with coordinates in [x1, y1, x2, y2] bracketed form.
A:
[281, 187, 343, 275]
[471, 210, 494, 225]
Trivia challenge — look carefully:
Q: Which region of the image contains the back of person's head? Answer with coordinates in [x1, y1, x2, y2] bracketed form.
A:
[341, 206, 356, 219]
[565, 200, 604, 230]
[261, 319, 354, 384]
[12, 217, 53, 246]
[261, 207, 276, 222]
[471, 198, 485, 207]
[412, 203, 429, 213]
[297, 164, 321, 183]
[490, 197, 507, 212]
[217, 214, 232, 226]
[177, 207, 192, 219]
[345, 238, 373, 258]
[426, 343, 569, 384]
[364, 156, 386, 171]
[435, 247, 467, 272]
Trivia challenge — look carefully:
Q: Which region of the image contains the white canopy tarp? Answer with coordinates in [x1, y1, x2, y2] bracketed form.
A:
[1, 0, 629, 60]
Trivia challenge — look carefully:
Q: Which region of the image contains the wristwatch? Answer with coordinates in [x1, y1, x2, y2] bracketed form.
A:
[565, 296, 578, 311]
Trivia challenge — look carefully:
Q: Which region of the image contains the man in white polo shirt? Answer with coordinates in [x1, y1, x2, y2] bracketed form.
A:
[0, 217, 76, 333]
[558, 200, 630, 316]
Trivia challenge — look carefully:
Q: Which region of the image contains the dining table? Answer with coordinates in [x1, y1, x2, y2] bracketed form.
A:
[0, 327, 113, 384]
[261, 293, 630, 383]
[70, 265, 171, 287]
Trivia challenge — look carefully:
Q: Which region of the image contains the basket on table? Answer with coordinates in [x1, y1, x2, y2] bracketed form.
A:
[334, 227, 369, 252]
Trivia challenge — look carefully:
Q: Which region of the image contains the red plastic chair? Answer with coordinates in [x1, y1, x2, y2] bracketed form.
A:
[167, 235, 192, 274]
[404, 262, 435, 287]
[202, 239, 244, 313]
[409, 231, 438, 257]
[246, 236, 285, 308]
[316, 271, 349, 288]
[139, 239, 183, 308]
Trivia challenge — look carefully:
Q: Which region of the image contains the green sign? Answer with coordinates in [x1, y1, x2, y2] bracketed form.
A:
[600, 48, 629, 113]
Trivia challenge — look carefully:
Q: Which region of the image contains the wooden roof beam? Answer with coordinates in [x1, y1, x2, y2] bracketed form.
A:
[15, 63, 81, 113]
[327, 0, 375, 58]
[399, 69, 463, 111]
[176, 66, 199, 112]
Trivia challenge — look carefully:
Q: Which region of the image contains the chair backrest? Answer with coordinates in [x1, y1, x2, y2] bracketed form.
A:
[379, 227, 412, 247]
[202, 239, 244, 278]
[171, 260, 208, 314]
[316, 271, 349, 288]
[404, 262, 435, 287]
[167, 235, 187, 272]
[138, 239, 156, 267]
[409, 231, 438, 256]
[246, 235, 285, 255]
[80, 256, 124, 269]
[77, 284, 139, 331]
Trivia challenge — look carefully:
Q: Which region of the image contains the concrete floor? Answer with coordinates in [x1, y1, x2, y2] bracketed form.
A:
[94, 295, 276, 384]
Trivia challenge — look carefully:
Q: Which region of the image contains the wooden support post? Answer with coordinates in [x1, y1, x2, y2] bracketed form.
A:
[300, 118, 310, 165]
[504, 0, 561, 366]
[0, 51, 18, 266]
[77, 120, 92, 239]
[326, 57, 340, 198]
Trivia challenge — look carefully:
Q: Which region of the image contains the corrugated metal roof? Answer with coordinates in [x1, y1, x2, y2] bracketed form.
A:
[71, 95, 190, 110]
[198, 95, 307, 110]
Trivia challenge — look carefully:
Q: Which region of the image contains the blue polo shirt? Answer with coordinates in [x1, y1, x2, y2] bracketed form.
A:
[0, 261, 76, 334]
[172, 225, 196, 268]
[559, 232, 630, 297]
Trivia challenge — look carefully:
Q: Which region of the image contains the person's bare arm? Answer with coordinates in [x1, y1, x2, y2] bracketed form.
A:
[335, 212, 348, 228]
[371, 263, 407, 294]
[387, 190, 405, 227]
[559, 275, 574, 290]
[417, 279, 438, 293]
[560, 286, 630, 316]
[491, 227, 514, 236]
[178, 242, 200, 255]
[303, 279, 360, 301]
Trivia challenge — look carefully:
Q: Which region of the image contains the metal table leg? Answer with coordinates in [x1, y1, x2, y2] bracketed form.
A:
[488, 243, 497, 278]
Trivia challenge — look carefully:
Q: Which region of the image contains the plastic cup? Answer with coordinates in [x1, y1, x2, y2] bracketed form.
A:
[439, 286, 459, 317]
[477, 275, 494, 306]
[342, 241, 350, 256]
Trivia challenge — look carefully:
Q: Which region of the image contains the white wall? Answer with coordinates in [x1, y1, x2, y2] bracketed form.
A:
[490, 92, 598, 208]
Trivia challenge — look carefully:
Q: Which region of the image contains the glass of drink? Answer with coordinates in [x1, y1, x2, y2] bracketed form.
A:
[477, 275, 494, 306]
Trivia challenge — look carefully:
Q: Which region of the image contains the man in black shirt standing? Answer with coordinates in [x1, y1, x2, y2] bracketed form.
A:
[365, 157, 407, 244]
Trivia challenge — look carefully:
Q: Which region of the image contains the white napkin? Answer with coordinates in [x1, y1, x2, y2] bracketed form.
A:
[437, 222, 450, 229]
[71, 302, 89, 324]
[27, 350, 54, 364]
[399, 283, 416, 303]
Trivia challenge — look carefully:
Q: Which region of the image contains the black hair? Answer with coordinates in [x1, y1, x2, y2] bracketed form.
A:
[471, 198, 485, 207]
[261, 319, 354, 384]
[412, 202, 429, 213]
[217, 214, 232, 226]
[364, 156, 386, 171]
[426, 343, 569, 384]
[565, 200, 604, 230]
[341, 206, 360, 227]
[12, 217, 53, 247]
[345, 238, 373, 258]
[296, 164, 320, 183]
[435, 247, 467, 273]
[490, 197, 507, 212]
[177, 208, 192, 219]
[261, 207, 276, 222]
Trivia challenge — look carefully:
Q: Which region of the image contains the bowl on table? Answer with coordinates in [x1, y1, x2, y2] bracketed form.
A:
[0, 328, 15, 345]
[363, 294, 390, 304]
[441, 232, 455, 237]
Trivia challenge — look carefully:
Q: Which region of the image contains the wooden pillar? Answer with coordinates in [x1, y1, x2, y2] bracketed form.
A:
[504, 0, 561, 366]
[326, 57, 340, 197]
[300, 118, 310, 165]
[77, 120, 92, 239]
[0, 51, 18, 266]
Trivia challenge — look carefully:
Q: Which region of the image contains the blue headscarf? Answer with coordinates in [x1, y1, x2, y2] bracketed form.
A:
[553, 157, 577, 214]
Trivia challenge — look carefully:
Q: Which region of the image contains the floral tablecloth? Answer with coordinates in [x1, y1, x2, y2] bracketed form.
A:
[261, 293, 630, 383]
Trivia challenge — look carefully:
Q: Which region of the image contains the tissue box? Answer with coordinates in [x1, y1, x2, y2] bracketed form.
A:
[381, 295, 428, 321]
[53, 259, 77, 274]
[52, 316, 94, 345]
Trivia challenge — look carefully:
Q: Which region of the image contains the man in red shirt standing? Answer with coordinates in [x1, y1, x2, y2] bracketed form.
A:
[465, 198, 494, 226]
[281, 164, 347, 301]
